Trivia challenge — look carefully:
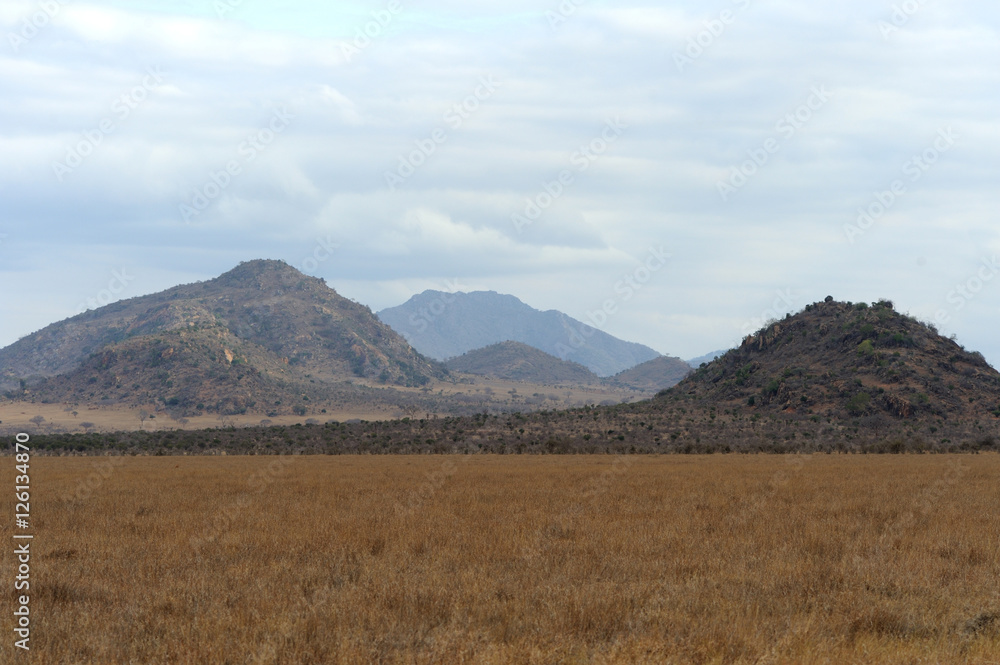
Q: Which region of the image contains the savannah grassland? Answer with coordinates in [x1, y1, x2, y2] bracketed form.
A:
[3, 455, 1000, 664]
[0, 373, 641, 434]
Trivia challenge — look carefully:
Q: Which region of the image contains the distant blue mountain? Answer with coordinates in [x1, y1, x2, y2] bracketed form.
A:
[377, 290, 663, 377]
[686, 349, 729, 368]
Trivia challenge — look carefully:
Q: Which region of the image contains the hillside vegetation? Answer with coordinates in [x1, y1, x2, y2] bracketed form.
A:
[445, 341, 600, 384]
[21, 299, 1000, 454]
[2, 260, 450, 416]
[608, 355, 692, 392]
[678, 298, 1000, 422]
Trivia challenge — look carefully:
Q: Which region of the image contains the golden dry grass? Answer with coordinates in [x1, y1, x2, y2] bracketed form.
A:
[3, 454, 999, 664]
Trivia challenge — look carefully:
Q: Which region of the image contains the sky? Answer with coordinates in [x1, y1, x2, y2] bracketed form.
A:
[1, 0, 998, 366]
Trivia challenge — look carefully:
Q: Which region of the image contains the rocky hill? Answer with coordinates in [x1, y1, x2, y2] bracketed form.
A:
[377, 290, 661, 376]
[19, 298, 1000, 453]
[445, 341, 600, 384]
[672, 298, 1000, 422]
[1, 260, 447, 415]
[607, 355, 692, 392]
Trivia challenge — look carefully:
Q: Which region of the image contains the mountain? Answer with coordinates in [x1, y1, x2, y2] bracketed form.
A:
[1, 260, 445, 414]
[20, 298, 1000, 453]
[607, 355, 692, 392]
[667, 298, 1000, 422]
[445, 341, 600, 384]
[377, 290, 661, 376]
[686, 350, 728, 368]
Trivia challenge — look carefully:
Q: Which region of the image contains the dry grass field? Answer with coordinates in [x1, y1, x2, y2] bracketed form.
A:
[3, 454, 999, 664]
[0, 375, 640, 434]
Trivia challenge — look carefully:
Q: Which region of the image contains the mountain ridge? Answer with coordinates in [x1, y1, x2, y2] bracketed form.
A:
[608, 355, 693, 392]
[445, 341, 601, 384]
[377, 290, 663, 376]
[1, 260, 447, 414]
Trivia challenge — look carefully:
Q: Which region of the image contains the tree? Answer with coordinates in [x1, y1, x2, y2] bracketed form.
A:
[29, 415, 45, 427]
[139, 410, 150, 427]
[80, 422, 95, 432]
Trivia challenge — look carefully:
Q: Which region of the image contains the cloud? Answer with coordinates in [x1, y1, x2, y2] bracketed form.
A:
[0, 0, 997, 368]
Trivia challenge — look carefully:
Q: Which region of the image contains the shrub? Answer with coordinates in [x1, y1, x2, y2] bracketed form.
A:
[857, 340, 875, 356]
[846, 392, 871, 416]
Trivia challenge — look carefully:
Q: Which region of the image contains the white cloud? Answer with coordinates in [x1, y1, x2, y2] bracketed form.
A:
[0, 0, 998, 368]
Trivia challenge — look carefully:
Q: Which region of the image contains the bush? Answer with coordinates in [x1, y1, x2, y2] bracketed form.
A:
[886, 332, 912, 347]
[846, 392, 871, 416]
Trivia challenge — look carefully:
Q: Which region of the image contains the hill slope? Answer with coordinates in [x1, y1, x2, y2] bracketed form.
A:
[608, 355, 692, 392]
[1, 260, 446, 414]
[377, 290, 661, 376]
[16, 298, 1000, 452]
[445, 341, 600, 384]
[671, 298, 1000, 422]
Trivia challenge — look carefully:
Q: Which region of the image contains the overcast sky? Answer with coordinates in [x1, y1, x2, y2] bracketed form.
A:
[2, 0, 998, 366]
